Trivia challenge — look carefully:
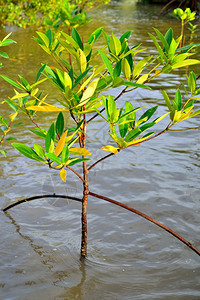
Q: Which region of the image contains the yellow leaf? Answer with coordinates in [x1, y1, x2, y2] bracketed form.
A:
[78, 49, 87, 73]
[60, 168, 67, 182]
[11, 93, 29, 100]
[9, 111, 18, 122]
[64, 72, 72, 89]
[122, 58, 131, 80]
[101, 145, 119, 154]
[54, 131, 67, 156]
[136, 74, 148, 84]
[27, 105, 69, 112]
[155, 70, 161, 75]
[77, 78, 99, 107]
[69, 147, 91, 155]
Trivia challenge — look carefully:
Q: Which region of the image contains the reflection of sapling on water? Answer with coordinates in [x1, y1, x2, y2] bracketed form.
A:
[1, 26, 200, 258]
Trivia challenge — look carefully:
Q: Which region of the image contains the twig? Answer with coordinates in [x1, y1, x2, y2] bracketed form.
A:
[2, 194, 82, 212]
[88, 152, 115, 171]
[66, 166, 85, 182]
[88, 191, 200, 256]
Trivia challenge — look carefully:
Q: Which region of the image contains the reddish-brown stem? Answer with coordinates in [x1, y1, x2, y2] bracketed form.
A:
[125, 125, 170, 149]
[88, 152, 115, 171]
[2, 194, 82, 212]
[88, 191, 200, 256]
[88, 125, 171, 172]
[66, 166, 85, 182]
[81, 114, 89, 257]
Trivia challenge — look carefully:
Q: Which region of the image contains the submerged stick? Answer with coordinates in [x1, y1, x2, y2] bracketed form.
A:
[89, 191, 200, 257]
[2, 194, 82, 212]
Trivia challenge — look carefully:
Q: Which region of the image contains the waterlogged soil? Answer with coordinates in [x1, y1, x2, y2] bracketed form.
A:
[0, 1, 200, 299]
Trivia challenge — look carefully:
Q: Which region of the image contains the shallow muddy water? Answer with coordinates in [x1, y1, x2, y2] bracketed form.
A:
[0, 1, 200, 299]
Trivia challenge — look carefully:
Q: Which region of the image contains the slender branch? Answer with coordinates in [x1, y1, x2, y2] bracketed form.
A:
[66, 166, 85, 182]
[88, 191, 200, 256]
[81, 112, 89, 257]
[125, 125, 170, 149]
[169, 126, 200, 131]
[2, 194, 82, 212]
[88, 152, 115, 171]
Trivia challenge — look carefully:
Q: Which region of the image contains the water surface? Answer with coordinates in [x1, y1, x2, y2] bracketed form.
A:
[0, 1, 200, 299]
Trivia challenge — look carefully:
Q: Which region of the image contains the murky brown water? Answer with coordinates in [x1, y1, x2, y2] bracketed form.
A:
[0, 1, 200, 299]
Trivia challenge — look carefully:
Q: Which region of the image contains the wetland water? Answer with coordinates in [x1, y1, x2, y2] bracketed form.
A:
[0, 1, 200, 299]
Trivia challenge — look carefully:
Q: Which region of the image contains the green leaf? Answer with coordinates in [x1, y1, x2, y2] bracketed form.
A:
[139, 106, 158, 124]
[132, 56, 152, 78]
[172, 59, 200, 69]
[0, 51, 9, 59]
[0, 150, 7, 157]
[3, 99, 18, 112]
[46, 153, 62, 164]
[56, 112, 64, 137]
[112, 77, 124, 88]
[110, 34, 122, 56]
[1, 39, 16, 46]
[188, 71, 196, 94]
[12, 143, 44, 162]
[98, 50, 113, 76]
[0, 75, 24, 90]
[113, 61, 122, 78]
[33, 144, 46, 158]
[67, 158, 91, 166]
[148, 33, 167, 63]
[161, 90, 172, 110]
[153, 28, 169, 52]
[124, 81, 151, 89]
[61, 144, 69, 163]
[87, 27, 103, 44]
[72, 28, 83, 50]
[36, 31, 50, 48]
[45, 123, 55, 152]
[0, 116, 8, 127]
[165, 28, 173, 47]
[120, 31, 132, 43]
[36, 64, 47, 82]
[125, 128, 141, 142]
[119, 123, 128, 138]
[30, 128, 46, 139]
[173, 89, 182, 110]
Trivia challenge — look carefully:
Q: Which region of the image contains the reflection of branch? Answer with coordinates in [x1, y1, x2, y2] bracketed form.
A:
[88, 152, 115, 171]
[2, 194, 82, 212]
[89, 191, 200, 256]
[159, 0, 177, 16]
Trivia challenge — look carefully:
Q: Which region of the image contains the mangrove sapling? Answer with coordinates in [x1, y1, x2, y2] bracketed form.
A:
[1, 26, 200, 258]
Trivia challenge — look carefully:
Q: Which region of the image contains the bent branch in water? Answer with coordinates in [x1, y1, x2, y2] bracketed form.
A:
[89, 191, 200, 257]
[2, 192, 199, 256]
[2, 194, 82, 212]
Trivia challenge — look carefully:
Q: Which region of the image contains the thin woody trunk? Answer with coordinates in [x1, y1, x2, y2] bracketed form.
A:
[81, 116, 89, 257]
